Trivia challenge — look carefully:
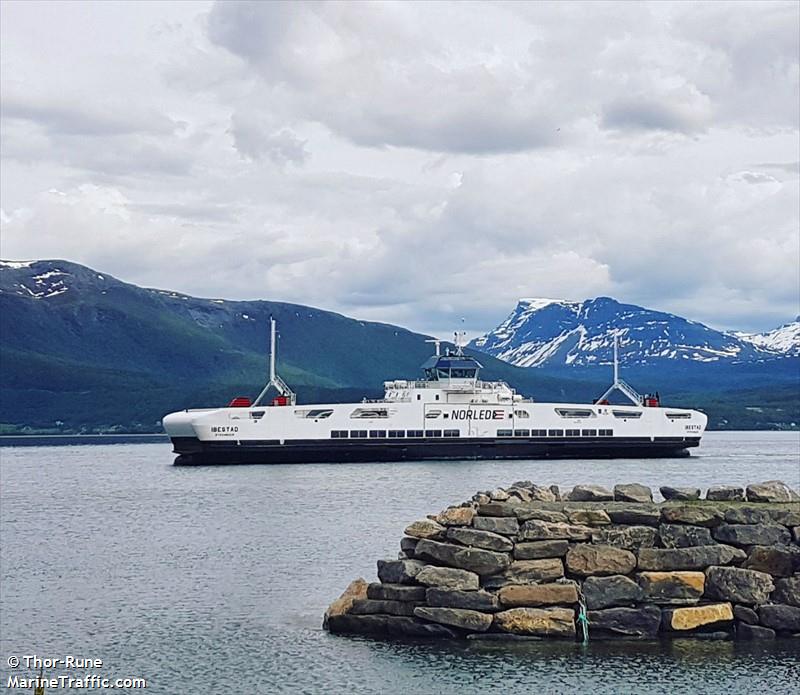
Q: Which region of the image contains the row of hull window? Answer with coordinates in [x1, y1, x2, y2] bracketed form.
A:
[330, 429, 616, 439]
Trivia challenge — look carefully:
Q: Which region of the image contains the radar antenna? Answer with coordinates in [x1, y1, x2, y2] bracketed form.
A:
[594, 332, 642, 406]
[425, 338, 442, 356]
[253, 317, 297, 406]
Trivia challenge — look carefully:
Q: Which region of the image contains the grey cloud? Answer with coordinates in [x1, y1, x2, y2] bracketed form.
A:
[757, 162, 800, 174]
[229, 113, 309, 165]
[602, 98, 710, 134]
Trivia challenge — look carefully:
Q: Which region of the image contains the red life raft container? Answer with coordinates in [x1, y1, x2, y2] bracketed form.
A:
[228, 397, 252, 408]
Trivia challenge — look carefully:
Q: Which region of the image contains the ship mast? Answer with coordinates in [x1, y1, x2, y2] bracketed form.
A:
[594, 332, 642, 406]
[253, 317, 297, 406]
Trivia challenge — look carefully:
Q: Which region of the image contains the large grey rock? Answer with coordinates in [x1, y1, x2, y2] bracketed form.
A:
[771, 575, 800, 606]
[436, 506, 476, 526]
[769, 509, 800, 527]
[377, 559, 426, 584]
[490, 488, 510, 501]
[425, 588, 500, 612]
[743, 545, 798, 577]
[758, 604, 800, 632]
[367, 583, 427, 602]
[414, 606, 493, 632]
[587, 605, 661, 638]
[494, 607, 576, 638]
[737, 623, 776, 640]
[350, 598, 421, 617]
[400, 537, 418, 555]
[746, 480, 798, 503]
[706, 486, 745, 502]
[565, 544, 636, 576]
[415, 565, 479, 590]
[514, 540, 569, 560]
[712, 523, 791, 547]
[659, 524, 715, 548]
[660, 486, 701, 501]
[404, 519, 445, 539]
[661, 505, 723, 527]
[591, 525, 657, 551]
[705, 566, 775, 604]
[446, 526, 514, 552]
[326, 613, 458, 638]
[414, 539, 511, 576]
[637, 571, 705, 605]
[581, 575, 644, 610]
[724, 508, 773, 525]
[519, 520, 592, 541]
[607, 505, 661, 526]
[637, 545, 746, 571]
[733, 605, 759, 624]
[482, 559, 564, 588]
[567, 484, 614, 502]
[530, 484, 560, 502]
[323, 578, 368, 630]
[614, 483, 653, 503]
[472, 515, 520, 536]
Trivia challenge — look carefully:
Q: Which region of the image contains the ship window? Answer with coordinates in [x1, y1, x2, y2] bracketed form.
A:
[295, 408, 334, 419]
[497, 429, 513, 437]
[514, 410, 530, 418]
[613, 410, 642, 419]
[532, 429, 547, 437]
[599, 429, 613, 437]
[450, 369, 476, 379]
[581, 429, 597, 437]
[250, 410, 265, 420]
[425, 429, 442, 438]
[435, 394, 440, 401]
[548, 429, 564, 437]
[425, 410, 441, 419]
[406, 429, 423, 438]
[514, 429, 530, 437]
[443, 429, 460, 437]
[369, 430, 387, 438]
[330, 430, 348, 438]
[350, 408, 389, 419]
[417, 394, 421, 401]
[350, 430, 368, 438]
[555, 408, 595, 419]
[388, 430, 405, 438]
[666, 412, 691, 419]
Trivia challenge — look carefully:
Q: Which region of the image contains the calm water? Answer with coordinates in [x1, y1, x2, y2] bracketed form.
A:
[1, 431, 798, 694]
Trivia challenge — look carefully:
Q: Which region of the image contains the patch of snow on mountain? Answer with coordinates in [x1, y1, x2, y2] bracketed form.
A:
[737, 319, 800, 356]
[0, 260, 35, 269]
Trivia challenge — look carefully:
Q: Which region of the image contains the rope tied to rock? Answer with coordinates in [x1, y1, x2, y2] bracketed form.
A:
[577, 591, 589, 644]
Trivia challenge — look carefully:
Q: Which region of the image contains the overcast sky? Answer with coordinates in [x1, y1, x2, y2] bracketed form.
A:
[1, 0, 798, 337]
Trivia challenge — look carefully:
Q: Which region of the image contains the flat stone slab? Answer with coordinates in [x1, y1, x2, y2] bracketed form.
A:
[746, 481, 798, 503]
[587, 605, 661, 638]
[582, 575, 644, 610]
[660, 486, 701, 501]
[664, 603, 733, 631]
[614, 483, 653, 503]
[367, 583, 427, 602]
[436, 507, 476, 526]
[446, 526, 514, 552]
[350, 598, 422, 617]
[519, 520, 592, 541]
[637, 545, 746, 571]
[742, 545, 797, 577]
[591, 525, 657, 550]
[404, 519, 445, 539]
[607, 505, 661, 527]
[637, 571, 705, 604]
[414, 539, 511, 576]
[498, 583, 578, 607]
[415, 565, 479, 590]
[514, 540, 569, 560]
[326, 613, 458, 638]
[706, 486, 745, 502]
[482, 558, 565, 588]
[659, 524, 715, 548]
[705, 566, 774, 604]
[565, 544, 636, 576]
[712, 523, 791, 547]
[567, 485, 614, 502]
[494, 607, 576, 638]
[737, 623, 776, 640]
[772, 575, 800, 606]
[472, 515, 520, 535]
[566, 509, 611, 526]
[661, 505, 723, 527]
[425, 588, 500, 612]
[377, 559, 426, 584]
[414, 606, 493, 632]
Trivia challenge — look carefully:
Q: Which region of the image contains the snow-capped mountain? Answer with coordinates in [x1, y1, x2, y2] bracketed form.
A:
[735, 318, 800, 357]
[470, 297, 796, 368]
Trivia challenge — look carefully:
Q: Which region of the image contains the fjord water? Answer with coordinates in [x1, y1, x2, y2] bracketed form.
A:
[1, 432, 798, 694]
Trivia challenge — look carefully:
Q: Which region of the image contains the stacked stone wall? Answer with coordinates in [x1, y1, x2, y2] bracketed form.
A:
[325, 480, 800, 641]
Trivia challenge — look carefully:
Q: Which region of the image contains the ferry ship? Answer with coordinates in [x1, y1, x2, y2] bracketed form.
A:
[162, 320, 707, 465]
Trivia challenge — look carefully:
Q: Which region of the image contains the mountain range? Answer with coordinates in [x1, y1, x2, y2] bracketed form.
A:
[1, 260, 798, 433]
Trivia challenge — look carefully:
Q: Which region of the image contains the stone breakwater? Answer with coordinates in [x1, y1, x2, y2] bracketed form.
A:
[324, 480, 800, 641]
